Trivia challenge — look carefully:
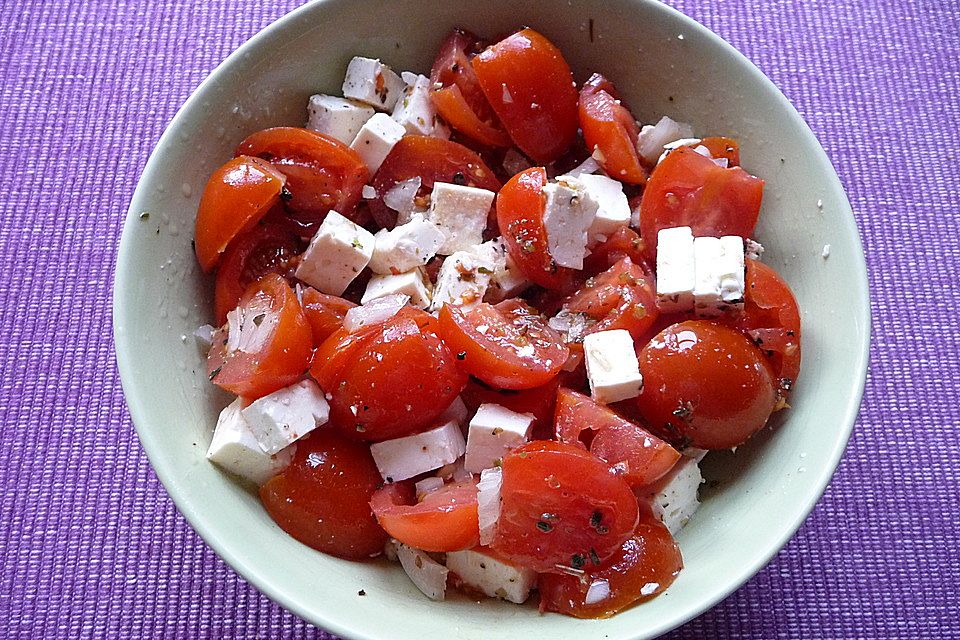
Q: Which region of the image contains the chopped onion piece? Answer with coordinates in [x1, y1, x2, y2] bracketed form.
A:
[414, 476, 445, 498]
[564, 156, 600, 178]
[225, 306, 277, 354]
[193, 324, 215, 350]
[745, 239, 765, 261]
[343, 294, 409, 332]
[384, 177, 422, 224]
[640, 582, 660, 596]
[584, 579, 611, 605]
[361, 184, 377, 199]
[476, 466, 503, 546]
[396, 542, 448, 600]
[637, 116, 695, 164]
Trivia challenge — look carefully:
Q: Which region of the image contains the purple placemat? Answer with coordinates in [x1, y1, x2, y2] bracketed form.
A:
[1, 0, 958, 637]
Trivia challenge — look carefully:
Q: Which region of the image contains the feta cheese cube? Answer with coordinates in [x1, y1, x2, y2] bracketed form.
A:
[470, 238, 530, 302]
[476, 466, 503, 546]
[579, 173, 631, 246]
[542, 176, 598, 269]
[396, 542, 449, 600]
[343, 293, 409, 331]
[648, 456, 703, 535]
[306, 94, 375, 145]
[342, 56, 405, 111]
[692, 235, 744, 317]
[446, 549, 536, 604]
[369, 216, 445, 275]
[206, 399, 294, 486]
[429, 251, 494, 312]
[392, 72, 443, 137]
[241, 380, 330, 455]
[295, 210, 374, 295]
[350, 113, 406, 174]
[427, 182, 495, 255]
[583, 329, 643, 404]
[464, 404, 534, 473]
[637, 116, 695, 165]
[655, 226, 696, 312]
[369, 421, 466, 482]
[362, 269, 432, 309]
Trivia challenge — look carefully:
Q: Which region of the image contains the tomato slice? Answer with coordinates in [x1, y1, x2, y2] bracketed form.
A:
[563, 257, 659, 340]
[490, 440, 639, 572]
[582, 226, 648, 274]
[310, 308, 468, 441]
[438, 300, 568, 390]
[369, 136, 500, 229]
[538, 511, 682, 618]
[207, 273, 313, 399]
[370, 479, 479, 552]
[299, 287, 357, 347]
[259, 428, 388, 560]
[699, 136, 740, 166]
[578, 74, 647, 185]
[236, 127, 369, 232]
[213, 221, 302, 325]
[473, 29, 579, 163]
[554, 389, 680, 488]
[461, 376, 561, 440]
[194, 156, 285, 272]
[638, 146, 764, 261]
[635, 320, 777, 449]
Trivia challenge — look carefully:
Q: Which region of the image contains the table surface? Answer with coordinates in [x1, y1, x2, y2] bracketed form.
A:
[2, 0, 958, 637]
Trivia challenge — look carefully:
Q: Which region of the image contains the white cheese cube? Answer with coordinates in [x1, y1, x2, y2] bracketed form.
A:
[464, 404, 534, 473]
[392, 72, 443, 137]
[583, 329, 643, 404]
[370, 421, 466, 482]
[470, 238, 530, 302]
[362, 269, 432, 309]
[429, 251, 495, 312]
[648, 456, 703, 536]
[427, 182, 495, 255]
[692, 235, 744, 317]
[476, 467, 502, 546]
[369, 216, 445, 275]
[241, 380, 330, 455]
[342, 56, 405, 112]
[396, 542, 449, 600]
[579, 174, 631, 246]
[655, 226, 696, 312]
[306, 94, 375, 145]
[206, 399, 294, 486]
[637, 116, 695, 165]
[295, 210, 374, 295]
[542, 176, 598, 270]
[350, 113, 406, 174]
[343, 293, 409, 332]
[446, 548, 536, 604]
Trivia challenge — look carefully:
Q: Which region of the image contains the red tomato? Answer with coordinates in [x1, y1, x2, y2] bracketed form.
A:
[496, 167, 575, 289]
[578, 74, 647, 185]
[491, 441, 639, 572]
[369, 136, 500, 228]
[563, 257, 659, 340]
[259, 429, 387, 560]
[213, 221, 302, 325]
[299, 287, 356, 347]
[207, 274, 313, 399]
[473, 29, 579, 163]
[311, 308, 467, 441]
[554, 389, 680, 488]
[235, 127, 369, 231]
[538, 512, 682, 618]
[638, 146, 764, 261]
[461, 376, 561, 440]
[369, 479, 479, 552]
[194, 156, 285, 272]
[635, 320, 777, 449]
[699, 136, 740, 166]
[582, 226, 648, 274]
[430, 29, 510, 147]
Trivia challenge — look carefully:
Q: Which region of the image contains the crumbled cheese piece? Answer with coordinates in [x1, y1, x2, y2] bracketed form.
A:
[392, 72, 445, 137]
[542, 176, 598, 269]
[342, 56, 405, 111]
[295, 210, 374, 295]
[369, 420, 466, 482]
[464, 404, 535, 473]
[429, 251, 495, 312]
[427, 182, 495, 255]
[578, 173, 631, 247]
[745, 238, 764, 261]
[362, 269, 432, 309]
[350, 113, 406, 174]
[476, 466, 503, 546]
[369, 216, 445, 274]
[306, 94, 375, 144]
[396, 542, 448, 600]
[583, 329, 643, 404]
[655, 226, 696, 312]
[240, 380, 330, 455]
[470, 238, 530, 302]
[206, 399, 294, 486]
[446, 548, 536, 604]
[692, 235, 745, 317]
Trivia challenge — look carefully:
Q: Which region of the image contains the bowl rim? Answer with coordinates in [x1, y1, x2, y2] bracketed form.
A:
[113, 0, 871, 637]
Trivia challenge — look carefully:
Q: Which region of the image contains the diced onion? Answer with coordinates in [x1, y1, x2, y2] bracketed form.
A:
[383, 176, 422, 223]
[637, 116, 695, 164]
[343, 294, 409, 332]
[225, 306, 277, 354]
[477, 467, 503, 546]
[414, 476, 444, 498]
[564, 156, 600, 178]
[584, 579, 611, 605]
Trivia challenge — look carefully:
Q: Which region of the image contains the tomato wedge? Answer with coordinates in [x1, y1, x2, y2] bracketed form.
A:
[438, 300, 568, 390]
[259, 429, 388, 560]
[578, 74, 647, 185]
[563, 257, 659, 340]
[639, 145, 764, 261]
[538, 512, 683, 618]
[206, 273, 313, 399]
[490, 440, 639, 572]
[370, 479, 479, 552]
[299, 287, 356, 347]
[194, 155, 286, 272]
[473, 29, 579, 163]
[699, 136, 740, 166]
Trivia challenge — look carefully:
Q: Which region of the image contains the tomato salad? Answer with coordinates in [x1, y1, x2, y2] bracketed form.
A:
[195, 27, 800, 619]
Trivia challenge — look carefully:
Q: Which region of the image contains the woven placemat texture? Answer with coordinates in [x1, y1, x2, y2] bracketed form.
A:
[1, 0, 957, 637]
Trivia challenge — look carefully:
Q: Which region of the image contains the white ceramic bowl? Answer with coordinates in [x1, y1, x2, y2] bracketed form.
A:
[114, 0, 870, 637]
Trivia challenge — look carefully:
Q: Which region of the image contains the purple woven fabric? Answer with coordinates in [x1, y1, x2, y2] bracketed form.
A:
[1, 0, 958, 637]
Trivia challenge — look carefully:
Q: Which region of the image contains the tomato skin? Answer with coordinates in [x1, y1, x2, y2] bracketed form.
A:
[635, 320, 778, 450]
[437, 300, 568, 390]
[299, 287, 356, 347]
[370, 480, 479, 552]
[578, 74, 647, 185]
[563, 257, 659, 340]
[235, 127, 369, 231]
[491, 440, 639, 573]
[195, 156, 285, 272]
[582, 226, 648, 275]
[259, 429, 388, 560]
[639, 145, 764, 261]
[369, 136, 500, 229]
[473, 29, 579, 163]
[538, 512, 682, 618]
[207, 274, 314, 399]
